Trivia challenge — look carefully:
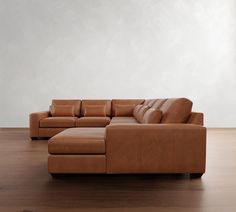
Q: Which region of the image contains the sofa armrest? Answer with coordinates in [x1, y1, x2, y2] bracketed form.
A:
[105, 124, 206, 173]
[187, 112, 204, 125]
[29, 111, 50, 138]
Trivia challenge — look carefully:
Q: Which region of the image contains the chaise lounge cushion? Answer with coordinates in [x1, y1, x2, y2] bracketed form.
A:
[40, 117, 76, 128]
[76, 117, 110, 127]
[110, 117, 138, 124]
[48, 128, 105, 154]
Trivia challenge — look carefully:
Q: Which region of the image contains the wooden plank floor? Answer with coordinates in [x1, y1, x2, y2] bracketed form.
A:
[0, 128, 236, 212]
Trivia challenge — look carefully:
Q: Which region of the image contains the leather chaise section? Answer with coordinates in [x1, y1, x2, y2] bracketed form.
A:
[48, 128, 106, 154]
[48, 155, 106, 173]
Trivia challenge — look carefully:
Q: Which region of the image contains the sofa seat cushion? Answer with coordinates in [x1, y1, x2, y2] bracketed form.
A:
[40, 117, 76, 128]
[48, 128, 105, 154]
[110, 117, 138, 124]
[76, 117, 110, 127]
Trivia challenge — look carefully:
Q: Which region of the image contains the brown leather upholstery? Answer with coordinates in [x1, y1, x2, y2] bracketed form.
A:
[160, 98, 193, 123]
[110, 117, 138, 124]
[141, 108, 162, 124]
[39, 128, 67, 137]
[44, 98, 206, 175]
[111, 99, 144, 116]
[81, 100, 111, 117]
[151, 99, 167, 109]
[143, 99, 157, 107]
[48, 128, 105, 154]
[48, 155, 106, 173]
[50, 105, 75, 117]
[84, 105, 106, 117]
[114, 105, 135, 117]
[134, 105, 149, 123]
[30, 111, 50, 137]
[51, 99, 81, 116]
[30, 98, 198, 139]
[106, 124, 206, 173]
[76, 117, 110, 127]
[40, 117, 76, 128]
[187, 112, 204, 126]
[133, 104, 142, 118]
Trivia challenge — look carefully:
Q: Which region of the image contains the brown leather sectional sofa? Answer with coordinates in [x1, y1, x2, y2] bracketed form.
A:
[30, 98, 206, 177]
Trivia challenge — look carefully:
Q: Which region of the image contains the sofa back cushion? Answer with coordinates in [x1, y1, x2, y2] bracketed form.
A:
[112, 99, 144, 117]
[50, 105, 75, 117]
[84, 105, 106, 117]
[141, 108, 162, 124]
[159, 98, 193, 123]
[81, 100, 111, 117]
[51, 99, 81, 116]
[143, 99, 157, 107]
[115, 105, 135, 117]
[151, 99, 167, 109]
[133, 104, 143, 118]
[134, 105, 149, 123]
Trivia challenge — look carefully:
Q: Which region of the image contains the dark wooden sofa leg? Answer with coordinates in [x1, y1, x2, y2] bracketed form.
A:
[190, 173, 204, 178]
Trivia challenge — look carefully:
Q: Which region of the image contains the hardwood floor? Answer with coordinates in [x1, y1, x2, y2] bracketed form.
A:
[0, 128, 236, 212]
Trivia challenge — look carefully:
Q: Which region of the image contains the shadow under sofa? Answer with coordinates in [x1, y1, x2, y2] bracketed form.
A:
[29, 98, 206, 177]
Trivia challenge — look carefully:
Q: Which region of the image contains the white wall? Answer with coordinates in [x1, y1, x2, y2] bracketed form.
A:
[0, 0, 236, 127]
